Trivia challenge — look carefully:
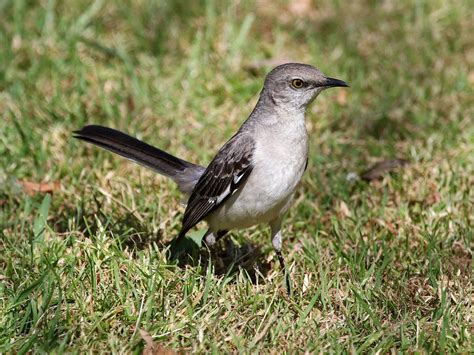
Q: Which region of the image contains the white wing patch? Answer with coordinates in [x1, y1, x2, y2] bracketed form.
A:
[216, 185, 231, 204]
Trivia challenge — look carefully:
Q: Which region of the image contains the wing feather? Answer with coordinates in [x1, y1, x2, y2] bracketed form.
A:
[178, 133, 255, 238]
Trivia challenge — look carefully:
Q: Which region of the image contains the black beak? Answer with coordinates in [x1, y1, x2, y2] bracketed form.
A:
[323, 77, 349, 88]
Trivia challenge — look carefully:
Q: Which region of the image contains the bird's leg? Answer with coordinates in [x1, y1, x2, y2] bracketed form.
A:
[204, 229, 229, 247]
[204, 230, 217, 247]
[270, 219, 291, 296]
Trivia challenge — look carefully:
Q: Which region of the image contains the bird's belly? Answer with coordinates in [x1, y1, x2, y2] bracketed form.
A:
[207, 147, 307, 231]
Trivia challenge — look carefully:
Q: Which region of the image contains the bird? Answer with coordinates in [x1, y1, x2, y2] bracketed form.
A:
[74, 63, 349, 294]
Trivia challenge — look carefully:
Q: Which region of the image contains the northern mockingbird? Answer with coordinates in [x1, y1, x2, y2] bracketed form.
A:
[74, 63, 348, 293]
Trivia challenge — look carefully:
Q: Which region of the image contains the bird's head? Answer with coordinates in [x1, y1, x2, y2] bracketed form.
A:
[261, 63, 349, 112]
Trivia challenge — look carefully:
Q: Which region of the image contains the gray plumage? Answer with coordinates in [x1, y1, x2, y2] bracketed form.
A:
[74, 63, 349, 294]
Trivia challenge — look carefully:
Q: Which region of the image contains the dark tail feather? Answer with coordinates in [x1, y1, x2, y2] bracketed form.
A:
[73, 125, 204, 194]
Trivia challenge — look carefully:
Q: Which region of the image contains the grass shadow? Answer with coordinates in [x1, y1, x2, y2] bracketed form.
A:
[167, 236, 272, 284]
[52, 195, 272, 283]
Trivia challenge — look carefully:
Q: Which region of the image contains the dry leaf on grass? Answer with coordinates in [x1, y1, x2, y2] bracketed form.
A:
[337, 200, 351, 218]
[302, 273, 311, 294]
[361, 158, 409, 181]
[139, 329, 176, 355]
[468, 70, 474, 85]
[19, 180, 61, 195]
[288, 0, 313, 16]
[374, 218, 398, 236]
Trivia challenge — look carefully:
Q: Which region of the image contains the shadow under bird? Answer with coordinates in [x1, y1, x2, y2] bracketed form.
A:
[74, 63, 349, 294]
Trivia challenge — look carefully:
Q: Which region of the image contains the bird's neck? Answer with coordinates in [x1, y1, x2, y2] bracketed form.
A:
[244, 90, 307, 128]
[240, 97, 308, 152]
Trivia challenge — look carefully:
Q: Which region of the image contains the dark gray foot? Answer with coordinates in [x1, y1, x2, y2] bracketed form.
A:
[276, 250, 291, 296]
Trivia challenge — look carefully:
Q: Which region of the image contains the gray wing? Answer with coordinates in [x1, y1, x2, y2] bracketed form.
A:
[178, 133, 255, 239]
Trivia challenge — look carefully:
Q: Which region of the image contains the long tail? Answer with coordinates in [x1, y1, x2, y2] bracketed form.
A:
[73, 125, 204, 195]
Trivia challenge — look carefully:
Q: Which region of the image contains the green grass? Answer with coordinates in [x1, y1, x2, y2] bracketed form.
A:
[1, 0, 473, 352]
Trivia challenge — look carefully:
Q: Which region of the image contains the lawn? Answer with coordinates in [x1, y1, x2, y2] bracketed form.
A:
[0, 0, 472, 353]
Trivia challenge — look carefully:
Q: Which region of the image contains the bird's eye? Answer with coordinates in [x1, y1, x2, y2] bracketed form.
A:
[291, 79, 304, 89]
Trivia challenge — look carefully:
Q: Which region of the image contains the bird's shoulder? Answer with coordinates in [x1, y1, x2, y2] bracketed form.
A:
[212, 130, 255, 167]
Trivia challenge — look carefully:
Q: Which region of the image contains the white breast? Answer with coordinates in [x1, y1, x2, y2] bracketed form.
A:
[207, 117, 309, 231]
